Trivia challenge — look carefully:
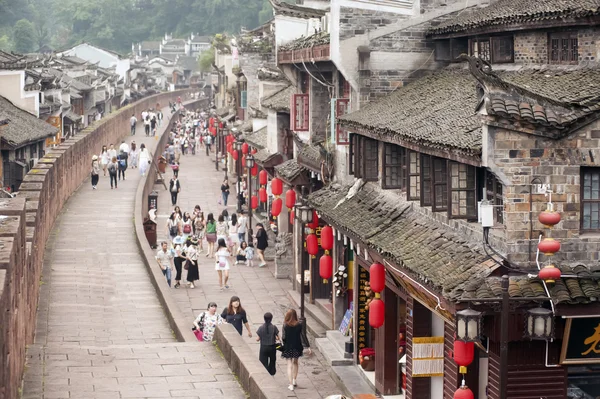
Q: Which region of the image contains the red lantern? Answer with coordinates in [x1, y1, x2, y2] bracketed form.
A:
[290, 210, 295, 225]
[251, 196, 259, 209]
[538, 238, 560, 256]
[453, 340, 474, 367]
[232, 150, 239, 161]
[242, 142, 249, 154]
[227, 142, 233, 154]
[259, 169, 268, 186]
[454, 386, 475, 399]
[370, 263, 385, 293]
[307, 210, 319, 230]
[285, 189, 296, 210]
[259, 187, 268, 203]
[369, 298, 385, 328]
[538, 210, 561, 228]
[271, 198, 283, 217]
[252, 148, 257, 154]
[320, 225, 333, 252]
[271, 178, 283, 197]
[251, 165, 258, 176]
[306, 233, 319, 257]
[539, 265, 561, 284]
[319, 254, 333, 282]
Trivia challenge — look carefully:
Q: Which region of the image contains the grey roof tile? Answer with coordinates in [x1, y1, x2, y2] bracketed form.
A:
[275, 158, 306, 181]
[0, 96, 58, 148]
[261, 85, 294, 112]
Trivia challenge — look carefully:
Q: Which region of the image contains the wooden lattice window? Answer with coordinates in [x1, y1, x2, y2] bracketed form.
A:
[449, 162, 477, 219]
[485, 170, 504, 224]
[432, 157, 448, 212]
[582, 167, 600, 231]
[407, 151, 421, 201]
[349, 133, 357, 175]
[470, 38, 491, 62]
[549, 32, 578, 65]
[336, 98, 350, 145]
[363, 138, 379, 182]
[491, 36, 514, 63]
[420, 154, 432, 206]
[383, 143, 405, 189]
[291, 94, 309, 131]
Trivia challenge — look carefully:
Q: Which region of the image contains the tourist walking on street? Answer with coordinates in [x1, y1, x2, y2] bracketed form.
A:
[129, 141, 138, 168]
[156, 241, 174, 287]
[237, 211, 247, 243]
[185, 236, 200, 288]
[130, 114, 137, 135]
[193, 211, 205, 252]
[169, 175, 181, 206]
[139, 143, 151, 176]
[100, 145, 109, 176]
[119, 141, 130, 167]
[172, 235, 185, 289]
[166, 212, 180, 241]
[228, 213, 239, 253]
[256, 312, 280, 376]
[108, 143, 117, 162]
[221, 178, 230, 206]
[255, 223, 269, 267]
[150, 112, 157, 136]
[215, 238, 231, 290]
[282, 309, 311, 391]
[205, 215, 217, 259]
[193, 302, 224, 342]
[216, 214, 228, 244]
[108, 156, 118, 189]
[90, 155, 100, 190]
[144, 111, 151, 136]
[118, 151, 127, 181]
[221, 296, 252, 337]
[182, 212, 193, 241]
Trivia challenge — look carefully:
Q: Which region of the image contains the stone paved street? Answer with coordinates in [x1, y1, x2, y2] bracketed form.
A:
[21, 115, 246, 399]
[153, 144, 341, 399]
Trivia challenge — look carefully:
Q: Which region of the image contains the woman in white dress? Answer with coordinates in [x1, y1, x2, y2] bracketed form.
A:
[228, 213, 240, 253]
[129, 141, 139, 169]
[100, 145, 110, 176]
[138, 143, 151, 176]
[215, 238, 231, 290]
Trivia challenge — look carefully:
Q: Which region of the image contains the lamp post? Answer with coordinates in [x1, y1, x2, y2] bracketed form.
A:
[295, 204, 313, 327]
[215, 121, 220, 171]
[234, 140, 243, 214]
[246, 154, 255, 242]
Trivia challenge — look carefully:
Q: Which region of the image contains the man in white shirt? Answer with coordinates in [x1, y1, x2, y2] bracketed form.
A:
[130, 114, 137, 135]
[119, 140, 130, 157]
[155, 241, 174, 287]
[107, 143, 117, 160]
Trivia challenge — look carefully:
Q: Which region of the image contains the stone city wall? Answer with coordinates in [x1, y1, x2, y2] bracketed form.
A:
[0, 90, 191, 399]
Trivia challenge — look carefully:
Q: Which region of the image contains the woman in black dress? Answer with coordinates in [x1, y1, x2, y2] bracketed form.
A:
[255, 223, 268, 267]
[281, 309, 311, 391]
[221, 296, 252, 337]
[185, 237, 200, 288]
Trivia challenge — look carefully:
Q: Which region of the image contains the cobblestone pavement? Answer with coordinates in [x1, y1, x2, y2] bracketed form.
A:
[153, 145, 342, 399]
[21, 115, 246, 399]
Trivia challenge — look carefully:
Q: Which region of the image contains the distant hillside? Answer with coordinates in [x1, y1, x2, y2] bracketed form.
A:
[0, 0, 274, 54]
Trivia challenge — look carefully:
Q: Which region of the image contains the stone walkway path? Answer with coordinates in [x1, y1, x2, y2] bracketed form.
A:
[22, 113, 246, 399]
[153, 143, 341, 399]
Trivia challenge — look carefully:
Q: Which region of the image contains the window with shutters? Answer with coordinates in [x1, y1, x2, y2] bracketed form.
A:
[470, 38, 491, 62]
[491, 36, 514, 63]
[291, 94, 309, 131]
[240, 91, 247, 109]
[407, 151, 421, 201]
[383, 143, 405, 190]
[432, 157, 448, 212]
[549, 32, 578, 65]
[420, 154, 432, 206]
[336, 98, 350, 145]
[485, 170, 504, 224]
[581, 167, 600, 231]
[363, 138, 379, 181]
[449, 162, 477, 219]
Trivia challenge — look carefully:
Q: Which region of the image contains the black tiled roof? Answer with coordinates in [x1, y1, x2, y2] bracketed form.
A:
[269, 0, 327, 19]
[308, 182, 497, 301]
[261, 85, 294, 112]
[429, 0, 600, 36]
[280, 31, 330, 51]
[244, 126, 267, 149]
[297, 144, 325, 172]
[339, 68, 483, 154]
[275, 159, 306, 182]
[0, 96, 57, 148]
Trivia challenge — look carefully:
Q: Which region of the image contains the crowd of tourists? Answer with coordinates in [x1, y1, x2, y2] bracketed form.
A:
[90, 140, 151, 190]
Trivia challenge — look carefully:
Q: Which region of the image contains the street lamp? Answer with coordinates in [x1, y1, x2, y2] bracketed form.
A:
[524, 307, 554, 340]
[295, 203, 313, 327]
[456, 308, 482, 342]
[246, 154, 255, 242]
[215, 121, 220, 171]
[234, 140, 243, 214]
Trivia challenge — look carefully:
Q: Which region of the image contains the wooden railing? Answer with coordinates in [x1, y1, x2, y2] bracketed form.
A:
[278, 44, 330, 64]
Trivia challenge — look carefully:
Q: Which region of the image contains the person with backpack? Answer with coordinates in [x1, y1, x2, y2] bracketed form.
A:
[107, 156, 118, 189]
[166, 212, 180, 242]
[118, 151, 128, 181]
[130, 114, 137, 135]
[150, 112, 157, 136]
[169, 175, 181, 206]
[144, 112, 151, 136]
[256, 312, 280, 376]
[90, 155, 100, 190]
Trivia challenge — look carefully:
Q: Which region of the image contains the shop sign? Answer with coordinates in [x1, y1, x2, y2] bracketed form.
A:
[357, 267, 370, 352]
[412, 336, 444, 377]
[339, 305, 353, 336]
[561, 317, 600, 364]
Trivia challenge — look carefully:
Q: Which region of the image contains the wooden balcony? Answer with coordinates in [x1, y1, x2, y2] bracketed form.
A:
[278, 44, 330, 64]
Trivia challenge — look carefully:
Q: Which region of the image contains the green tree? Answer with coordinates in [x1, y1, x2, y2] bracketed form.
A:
[198, 49, 215, 72]
[13, 19, 35, 53]
[0, 34, 12, 51]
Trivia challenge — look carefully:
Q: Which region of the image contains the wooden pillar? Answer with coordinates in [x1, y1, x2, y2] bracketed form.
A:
[406, 298, 432, 399]
[375, 286, 399, 395]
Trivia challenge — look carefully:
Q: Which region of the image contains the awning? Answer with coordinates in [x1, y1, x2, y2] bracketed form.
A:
[297, 144, 326, 173]
[254, 149, 283, 168]
[244, 126, 267, 150]
[63, 111, 82, 123]
[274, 158, 308, 186]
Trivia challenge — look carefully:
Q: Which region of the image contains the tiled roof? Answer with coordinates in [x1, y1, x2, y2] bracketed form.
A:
[269, 0, 327, 19]
[244, 126, 267, 149]
[176, 56, 199, 72]
[0, 96, 58, 148]
[253, 148, 280, 164]
[280, 31, 330, 51]
[275, 158, 306, 182]
[141, 41, 160, 51]
[257, 65, 288, 82]
[461, 265, 600, 305]
[297, 144, 325, 172]
[429, 0, 600, 36]
[339, 68, 483, 155]
[261, 85, 294, 112]
[308, 182, 497, 301]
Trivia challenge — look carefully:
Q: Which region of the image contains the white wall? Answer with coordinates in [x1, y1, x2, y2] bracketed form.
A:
[0, 71, 39, 116]
[267, 110, 279, 153]
[479, 357, 489, 399]
[253, 118, 267, 132]
[274, 15, 321, 50]
[61, 44, 130, 81]
[431, 314, 445, 399]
